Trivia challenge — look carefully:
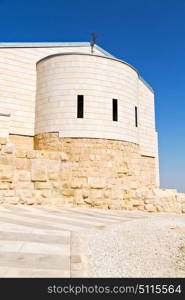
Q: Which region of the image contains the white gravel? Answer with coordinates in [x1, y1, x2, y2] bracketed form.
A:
[83, 213, 185, 277]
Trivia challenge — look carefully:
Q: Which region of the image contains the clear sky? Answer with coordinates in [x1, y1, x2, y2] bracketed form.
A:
[0, 0, 185, 191]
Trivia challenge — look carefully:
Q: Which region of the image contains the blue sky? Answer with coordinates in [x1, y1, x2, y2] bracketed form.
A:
[0, 0, 185, 191]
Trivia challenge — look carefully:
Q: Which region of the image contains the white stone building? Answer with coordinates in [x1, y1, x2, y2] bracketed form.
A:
[0, 42, 159, 182]
[0, 43, 160, 203]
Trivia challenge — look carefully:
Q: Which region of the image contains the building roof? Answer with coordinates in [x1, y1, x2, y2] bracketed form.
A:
[0, 42, 115, 58]
[0, 42, 153, 92]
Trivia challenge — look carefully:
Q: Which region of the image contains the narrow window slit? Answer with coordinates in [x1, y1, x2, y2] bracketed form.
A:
[77, 95, 84, 118]
[113, 99, 118, 121]
[135, 106, 138, 127]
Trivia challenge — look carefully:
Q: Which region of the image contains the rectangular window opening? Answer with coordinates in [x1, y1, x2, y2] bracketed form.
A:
[135, 106, 138, 127]
[112, 99, 118, 121]
[77, 95, 84, 118]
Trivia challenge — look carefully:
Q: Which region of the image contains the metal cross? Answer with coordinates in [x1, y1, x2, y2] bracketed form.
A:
[90, 32, 98, 54]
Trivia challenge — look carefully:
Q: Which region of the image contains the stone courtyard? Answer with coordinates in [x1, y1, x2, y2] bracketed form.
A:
[0, 204, 185, 278]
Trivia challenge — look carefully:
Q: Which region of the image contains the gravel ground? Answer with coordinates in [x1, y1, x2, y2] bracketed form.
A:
[84, 213, 185, 277]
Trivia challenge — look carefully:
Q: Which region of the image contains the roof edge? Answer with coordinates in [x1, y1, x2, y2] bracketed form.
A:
[0, 42, 115, 59]
[0, 42, 154, 92]
[139, 76, 154, 93]
[0, 42, 90, 48]
[94, 44, 115, 58]
[36, 52, 154, 93]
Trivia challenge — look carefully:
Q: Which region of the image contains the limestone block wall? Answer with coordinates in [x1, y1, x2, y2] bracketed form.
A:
[0, 134, 184, 213]
[9, 135, 34, 151]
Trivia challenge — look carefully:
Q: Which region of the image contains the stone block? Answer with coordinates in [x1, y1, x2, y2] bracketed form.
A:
[90, 189, 102, 199]
[35, 182, 52, 189]
[0, 165, 14, 182]
[129, 180, 139, 189]
[49, 152, 61, 160]
[15, 150, 27, 158]
[132, 200, 140, 206]
[74, 190, 83, 204]
[5, 197, 19, 204]
[15, 182, 34, 190]
[104, 189, 112, 199]
[94, 201, 108, 208]
[3, 190, 15, 197]
[60, 152, 69, 161]
[156, 206, 164, 212]
[26, 151, 37, 159]
[17, 170, 30, 181]
[117, 167, 128, 176]
[40, 190, 51, 198]
[112, 189, 123, 200]
[62, 196, 74, 204]
[37, 151, 50, 159]
[144, 204, 156, 212]
[25, 198, 35, 205]
[2, 143, 15, 154]
[144, 198, 155, 204]
[82, 190, 89, 199]
[138, 205, 145, 211]
[0, 137, 7, 145]
[162, 206, 176, 213]
[62, 189, 74, 197]
[84, 198, 94, 205]
[52, 182, 59, 189]
[31, 159, 47, 182]
[0, 183, 9, 190]
[0, 156, 9, 165]
[47, 160, 60, 180]
[16, 190, 35, 200]
[71, 178, 87, 188]
[89, 155, 95, 161]
[71, 154, 80, 162]
[108, 200, 123, 209]
[88, 177, 105, 189]
[15, 158, 28, 169]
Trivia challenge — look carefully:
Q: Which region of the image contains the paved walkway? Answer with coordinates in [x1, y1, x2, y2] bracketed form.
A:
[0, 205, 150, 277]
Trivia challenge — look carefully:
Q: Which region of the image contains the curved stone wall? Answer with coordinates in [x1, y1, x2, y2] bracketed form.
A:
[35, 53, 139, 144]
[34, 133, 157, 206]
